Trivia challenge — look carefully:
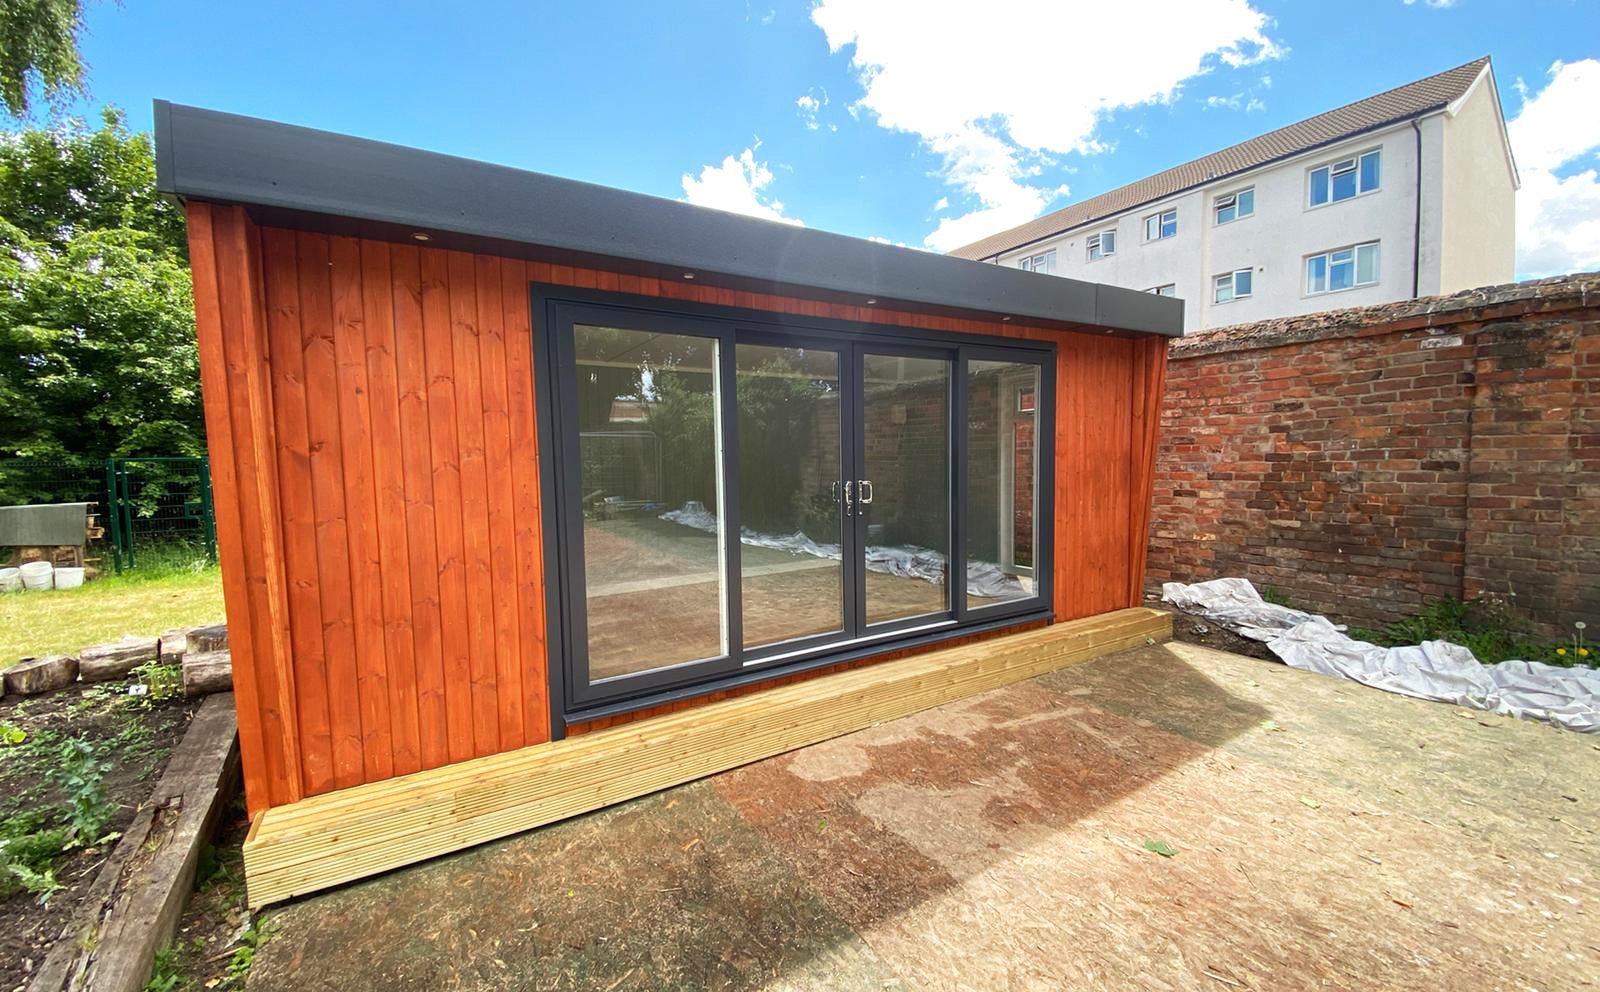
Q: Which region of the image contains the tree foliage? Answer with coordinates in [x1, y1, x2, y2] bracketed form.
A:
[0, 0, 86, 118]
[0, 108, 201, 458]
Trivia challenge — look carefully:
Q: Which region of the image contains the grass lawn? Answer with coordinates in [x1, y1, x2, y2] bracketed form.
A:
[0, 548, 224, 668]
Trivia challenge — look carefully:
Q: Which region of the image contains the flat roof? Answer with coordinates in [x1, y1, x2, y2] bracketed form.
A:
[153, 101, 1181, 338]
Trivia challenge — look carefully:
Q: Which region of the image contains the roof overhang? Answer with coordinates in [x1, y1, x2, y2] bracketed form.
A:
[153, 101, 1182, 338]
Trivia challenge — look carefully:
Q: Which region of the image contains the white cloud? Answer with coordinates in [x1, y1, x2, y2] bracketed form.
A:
[1204, 92, 1267, 112]
[796, 90, 829, 131]
[681, 145, 805, 226]
[933, 196, 949, 211]
[1509, 60, 1600, 277]
[1403, 0, 1456, 7]
[809, 0, 1280, 251]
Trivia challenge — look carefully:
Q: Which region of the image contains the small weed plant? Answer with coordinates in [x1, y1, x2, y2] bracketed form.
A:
[144, 944, 184, 992]
[1261, 585, 1293, 608]
[227, 919, 265, 984]
[0, 812, 70, 902]
[1351, 595, 1595, 668]
[131, 660, 183, 702]
[48, 738, 117, 845]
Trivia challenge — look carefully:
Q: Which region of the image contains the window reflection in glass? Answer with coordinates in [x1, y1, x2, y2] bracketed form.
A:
[736, 344, 845, 648]
[966, 360, 1040, 610]
[573, 324, 725, 681]
[861, 354, 950, 624]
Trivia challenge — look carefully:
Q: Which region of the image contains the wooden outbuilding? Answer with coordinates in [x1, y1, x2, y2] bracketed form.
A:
[155, 101, 1180, 905]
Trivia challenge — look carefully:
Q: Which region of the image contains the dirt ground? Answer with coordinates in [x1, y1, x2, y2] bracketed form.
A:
[0, 679, 197, 989]
[245, 641, 1597, 992]
[1157, 598, 1279, 661]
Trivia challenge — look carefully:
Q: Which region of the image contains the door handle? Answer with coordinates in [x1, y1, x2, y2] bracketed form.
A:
[843, 480, 854, 515]
[858, 479, 873, 505]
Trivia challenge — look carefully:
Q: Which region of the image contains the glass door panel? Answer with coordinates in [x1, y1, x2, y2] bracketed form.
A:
[859, 353, 952, 625]
[736, 343, 847, 649]
[572, 323, 725, 683]
[965, 359, 1041, 610]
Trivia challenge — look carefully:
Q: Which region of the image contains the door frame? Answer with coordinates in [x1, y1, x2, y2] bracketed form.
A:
[533, 284, 1057, 737]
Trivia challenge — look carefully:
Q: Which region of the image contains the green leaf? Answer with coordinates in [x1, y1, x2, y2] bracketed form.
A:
[1143, 839, 1177, 858]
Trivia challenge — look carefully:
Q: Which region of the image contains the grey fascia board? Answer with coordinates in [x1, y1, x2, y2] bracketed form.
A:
[154, 100, 1182, 337]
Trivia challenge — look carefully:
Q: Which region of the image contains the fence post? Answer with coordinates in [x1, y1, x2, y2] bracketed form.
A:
[104, 458, 123, 574]
[199, 455, 218, 563]
[117, 460, 136, 570]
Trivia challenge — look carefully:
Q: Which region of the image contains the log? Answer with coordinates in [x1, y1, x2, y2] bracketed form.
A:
[158, 628, 188, 665]
[185, 623, 228, 657]
[78, 636, 160, 682]
[182, 650, 233, 696]
[4, 655, 79, 696]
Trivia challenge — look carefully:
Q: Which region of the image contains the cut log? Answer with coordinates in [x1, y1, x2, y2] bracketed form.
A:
[78, 635, 160, 682]
[185, 623, 228, 657]
[159, 628, 188, 664]
[4, 655, 79, 696]
[183, 650, 233, 696]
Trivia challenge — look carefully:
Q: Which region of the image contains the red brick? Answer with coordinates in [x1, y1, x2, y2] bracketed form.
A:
[1148, 278, 1599, 633]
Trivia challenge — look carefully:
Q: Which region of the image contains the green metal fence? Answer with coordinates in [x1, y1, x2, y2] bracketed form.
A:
[0, 456, 216, 572]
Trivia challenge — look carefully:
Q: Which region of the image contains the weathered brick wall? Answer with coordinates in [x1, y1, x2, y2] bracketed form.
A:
[1148, 273, 1600, 632]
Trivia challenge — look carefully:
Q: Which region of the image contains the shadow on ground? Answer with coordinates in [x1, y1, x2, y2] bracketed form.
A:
[247, 642, 1598, 992]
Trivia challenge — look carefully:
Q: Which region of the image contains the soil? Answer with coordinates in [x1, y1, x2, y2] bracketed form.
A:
[168, 797, 256, 990]
[0, 676, 198, 992]
[1146, 595, 1279, 662]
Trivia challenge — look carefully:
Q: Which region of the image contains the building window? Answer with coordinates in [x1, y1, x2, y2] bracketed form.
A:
[1306, 241, 1380, 294]
[1148, 284, 1177, 297]
[1309, 149, 1381, 206]
[1018, 249, 1056, 274]
[1214, 187, 1254, 225]
[1086, 230, 1116, 261]
[1212, 269, 1253, 304]
[1143, 209, 1178, 242]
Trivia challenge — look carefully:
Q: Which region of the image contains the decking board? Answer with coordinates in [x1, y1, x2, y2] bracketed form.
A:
[242, 607, 1170, 907]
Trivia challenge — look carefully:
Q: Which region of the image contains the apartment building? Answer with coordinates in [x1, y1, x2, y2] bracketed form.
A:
[949, 57, 1518, 333]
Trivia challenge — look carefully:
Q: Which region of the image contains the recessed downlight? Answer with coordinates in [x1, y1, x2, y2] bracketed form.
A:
[412, 232, 431, 241]
[682, 272, 696, 280]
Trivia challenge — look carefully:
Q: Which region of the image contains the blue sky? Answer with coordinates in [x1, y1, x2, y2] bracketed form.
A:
[57, 0, 1600, 274]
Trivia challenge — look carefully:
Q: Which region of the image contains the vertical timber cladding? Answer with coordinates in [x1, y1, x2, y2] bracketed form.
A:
[186, 201, 1169, 816]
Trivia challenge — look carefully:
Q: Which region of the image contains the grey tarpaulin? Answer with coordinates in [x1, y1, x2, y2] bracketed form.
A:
[1163, 577, 1599, 734]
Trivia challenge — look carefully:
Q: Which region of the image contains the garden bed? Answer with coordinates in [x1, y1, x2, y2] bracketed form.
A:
[0, 674, 198, 990]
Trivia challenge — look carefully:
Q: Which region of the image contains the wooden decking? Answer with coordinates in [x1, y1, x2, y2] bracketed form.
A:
[242, 607, 1171, 907]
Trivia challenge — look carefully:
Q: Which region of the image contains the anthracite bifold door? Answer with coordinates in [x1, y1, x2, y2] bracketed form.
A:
[539, 293, 1055, 721]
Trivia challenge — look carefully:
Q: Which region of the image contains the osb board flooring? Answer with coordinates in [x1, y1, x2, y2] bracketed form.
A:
[242, 609, 1167, 906]
[244, 641, 1598, 992]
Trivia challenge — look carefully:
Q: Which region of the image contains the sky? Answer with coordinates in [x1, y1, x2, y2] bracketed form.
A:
[50, 0, 1600, 277]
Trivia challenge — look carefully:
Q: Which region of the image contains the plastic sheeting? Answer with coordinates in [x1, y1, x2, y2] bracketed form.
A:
[1162, 577, 1600, 734]
[660, 501, 1030, 600]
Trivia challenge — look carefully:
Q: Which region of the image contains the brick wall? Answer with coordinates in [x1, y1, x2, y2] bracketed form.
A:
[1148, 273, 1600, 632]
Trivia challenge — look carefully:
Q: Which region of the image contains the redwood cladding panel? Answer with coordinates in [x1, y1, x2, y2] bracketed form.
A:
[190, 204, 1163, 814]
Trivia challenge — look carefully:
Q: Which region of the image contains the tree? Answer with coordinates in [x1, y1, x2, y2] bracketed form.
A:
[0, 0, 86, 118]
[0, 108, 201, 459]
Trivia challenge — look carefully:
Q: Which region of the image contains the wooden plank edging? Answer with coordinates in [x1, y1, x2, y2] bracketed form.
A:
[243, 608, 1170, 907]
